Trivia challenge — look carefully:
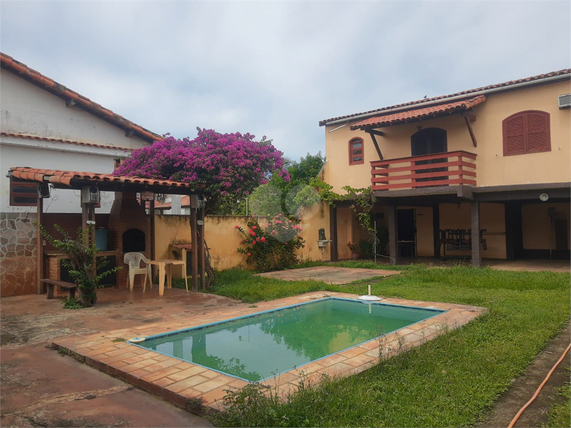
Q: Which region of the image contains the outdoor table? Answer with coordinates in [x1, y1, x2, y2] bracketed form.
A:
[147, 259, 188, 295]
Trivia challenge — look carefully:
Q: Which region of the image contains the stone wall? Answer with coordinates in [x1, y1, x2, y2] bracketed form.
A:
[0, 212, 37, 297]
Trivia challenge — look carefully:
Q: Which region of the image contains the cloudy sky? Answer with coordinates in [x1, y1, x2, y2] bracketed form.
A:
[1, 0, 569, 161]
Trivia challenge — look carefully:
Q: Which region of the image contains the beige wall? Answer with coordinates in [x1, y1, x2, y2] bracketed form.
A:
[154, 210, 331, 278]
[154, 215, 252, 274]
[298, 202, 332, 262]
[323, 80, 571, 193]
[439, 202, 506, 259]
[336, 207, 360, 259]
[205, 216, 265, 270]
[414, 207, 434, 257]
[522, 203, 570, 250]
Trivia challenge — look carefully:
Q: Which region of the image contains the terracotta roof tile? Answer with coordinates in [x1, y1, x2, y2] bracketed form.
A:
[1, 132, 134, 152]
[350, 95, 486, 130]
[1, 53, 163, 143]
[320, 68, 571, 126]
[8, 167, 204, 192]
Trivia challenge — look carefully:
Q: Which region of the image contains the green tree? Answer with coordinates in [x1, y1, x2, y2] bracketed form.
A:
[249, 152, 324, 218]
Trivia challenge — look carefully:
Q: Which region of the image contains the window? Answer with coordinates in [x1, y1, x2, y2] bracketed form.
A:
[10, 179, 37, 206]
[503, 110, 550, 156]
[349, 138, 364, 165]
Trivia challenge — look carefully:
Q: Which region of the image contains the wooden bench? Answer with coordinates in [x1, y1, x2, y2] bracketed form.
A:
[40, 279, 77, 300]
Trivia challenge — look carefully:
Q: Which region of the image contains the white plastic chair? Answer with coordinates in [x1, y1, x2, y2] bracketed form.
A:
[123, 252, 152, 291]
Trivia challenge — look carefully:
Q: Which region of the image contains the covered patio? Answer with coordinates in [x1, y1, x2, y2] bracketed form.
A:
[7, 167, 210, 297]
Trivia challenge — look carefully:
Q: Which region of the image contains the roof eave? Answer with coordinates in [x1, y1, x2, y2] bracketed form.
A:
[320, 70, 571, 127]
[0, 53, 163, 144]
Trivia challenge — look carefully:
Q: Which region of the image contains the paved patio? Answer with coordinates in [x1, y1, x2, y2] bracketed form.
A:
[1, 261, 565, 426]
[1, 288, 236, 427]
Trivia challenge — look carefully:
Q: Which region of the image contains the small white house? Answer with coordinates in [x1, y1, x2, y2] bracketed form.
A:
[0, 52, 161, 296]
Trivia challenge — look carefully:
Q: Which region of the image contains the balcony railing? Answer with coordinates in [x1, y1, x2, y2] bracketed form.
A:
[371, 150, 477, 191]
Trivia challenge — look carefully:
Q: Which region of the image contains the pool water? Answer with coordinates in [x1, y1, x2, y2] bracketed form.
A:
[135, 298, 443, 381]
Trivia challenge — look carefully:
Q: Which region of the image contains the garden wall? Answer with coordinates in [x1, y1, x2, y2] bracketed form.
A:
[154, 205, 331, 277]
[1, 207, 331, 296]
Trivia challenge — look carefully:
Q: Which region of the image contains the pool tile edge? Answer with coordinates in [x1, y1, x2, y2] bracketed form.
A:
[51, 291, 487, 414]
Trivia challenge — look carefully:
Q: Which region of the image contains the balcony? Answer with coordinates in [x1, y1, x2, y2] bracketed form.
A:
[371, 150, 477, 191]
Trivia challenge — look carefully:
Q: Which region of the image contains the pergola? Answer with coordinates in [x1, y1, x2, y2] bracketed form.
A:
[8, 167, 209, 294]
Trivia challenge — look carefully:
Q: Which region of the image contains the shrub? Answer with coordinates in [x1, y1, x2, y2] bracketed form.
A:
[236, 215, 305, 272]
[37, 222, 121, 307]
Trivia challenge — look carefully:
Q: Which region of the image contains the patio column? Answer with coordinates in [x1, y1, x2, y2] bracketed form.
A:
[388, 205, 399, 265]
[149, 199, 155, 261]
[505, 202, 523, 261]
[432, 204, 440, 258]
[197, 205, 206, 291]
[36, 197, 44, 294]
[190, 204, 198, 292]
[81, 201, 96, 279]
[471, 201, 481, 267]
[81, 202, 95, 240]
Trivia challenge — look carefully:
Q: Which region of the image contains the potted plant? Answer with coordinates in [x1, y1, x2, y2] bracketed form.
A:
[38, 221, 120, 307]
[347, 242, 360, 259]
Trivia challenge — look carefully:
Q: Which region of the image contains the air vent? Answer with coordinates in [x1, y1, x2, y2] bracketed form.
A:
[558, 94, 571, 109]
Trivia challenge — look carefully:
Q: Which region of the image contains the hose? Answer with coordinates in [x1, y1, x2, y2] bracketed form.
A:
[507, 342, 571, 428]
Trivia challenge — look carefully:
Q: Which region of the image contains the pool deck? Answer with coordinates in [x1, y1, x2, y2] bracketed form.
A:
[52, 291, 486, 413]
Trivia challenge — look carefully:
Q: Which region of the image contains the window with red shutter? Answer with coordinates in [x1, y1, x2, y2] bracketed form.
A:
[502, 110, 550, 156]
[349, 138, 364, 165]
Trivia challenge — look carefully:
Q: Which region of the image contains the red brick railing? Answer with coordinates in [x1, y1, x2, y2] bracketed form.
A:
[371, 150, 477, 191]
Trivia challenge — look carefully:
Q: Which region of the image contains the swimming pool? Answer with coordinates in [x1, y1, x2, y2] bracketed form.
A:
[131, 297, 444, 381]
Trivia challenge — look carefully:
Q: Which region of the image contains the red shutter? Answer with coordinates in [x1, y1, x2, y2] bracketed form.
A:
[503, 110, 550, 156]
[503, 113, 526, 155]
[526, 111, 550, 153]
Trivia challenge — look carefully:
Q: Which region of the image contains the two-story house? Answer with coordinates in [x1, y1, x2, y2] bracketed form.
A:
[0, 53, 162, 296]
[319, 70, 570, 265]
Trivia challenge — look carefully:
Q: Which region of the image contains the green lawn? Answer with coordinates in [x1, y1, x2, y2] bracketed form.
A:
[198, 263, 570, 427]
[544, 369, 570, 428]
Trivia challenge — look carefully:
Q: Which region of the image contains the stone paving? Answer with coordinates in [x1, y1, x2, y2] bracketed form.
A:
[52, 291, 486, 413]
[256, 266, 400, 283]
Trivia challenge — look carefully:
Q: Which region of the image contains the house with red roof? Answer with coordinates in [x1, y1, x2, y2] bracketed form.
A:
[319, 70, 570, 265]
[0, 53, 162, 296]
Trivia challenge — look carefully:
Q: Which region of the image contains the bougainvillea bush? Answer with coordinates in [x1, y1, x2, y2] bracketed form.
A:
[236, 215, 305, 271]
[114, 128, 289, 213]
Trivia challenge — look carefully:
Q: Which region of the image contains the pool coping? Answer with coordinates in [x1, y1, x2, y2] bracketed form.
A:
[51, 292, 487, 414]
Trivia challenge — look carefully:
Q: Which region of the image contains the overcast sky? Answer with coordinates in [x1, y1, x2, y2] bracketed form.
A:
[1, 0, 569, 161]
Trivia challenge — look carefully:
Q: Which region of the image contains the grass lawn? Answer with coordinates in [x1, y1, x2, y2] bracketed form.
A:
[544, 370, 570, 428]
[199, 263, 570, 428]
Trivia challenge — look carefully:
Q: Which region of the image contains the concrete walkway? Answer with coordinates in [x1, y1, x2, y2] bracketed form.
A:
[256, 260, 570, 285]
[256, 265, 400, 283]
[1, 288, 239, 427]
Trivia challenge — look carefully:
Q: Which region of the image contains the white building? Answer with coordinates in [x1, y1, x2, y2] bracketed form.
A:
[0, 53, 161, 296]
